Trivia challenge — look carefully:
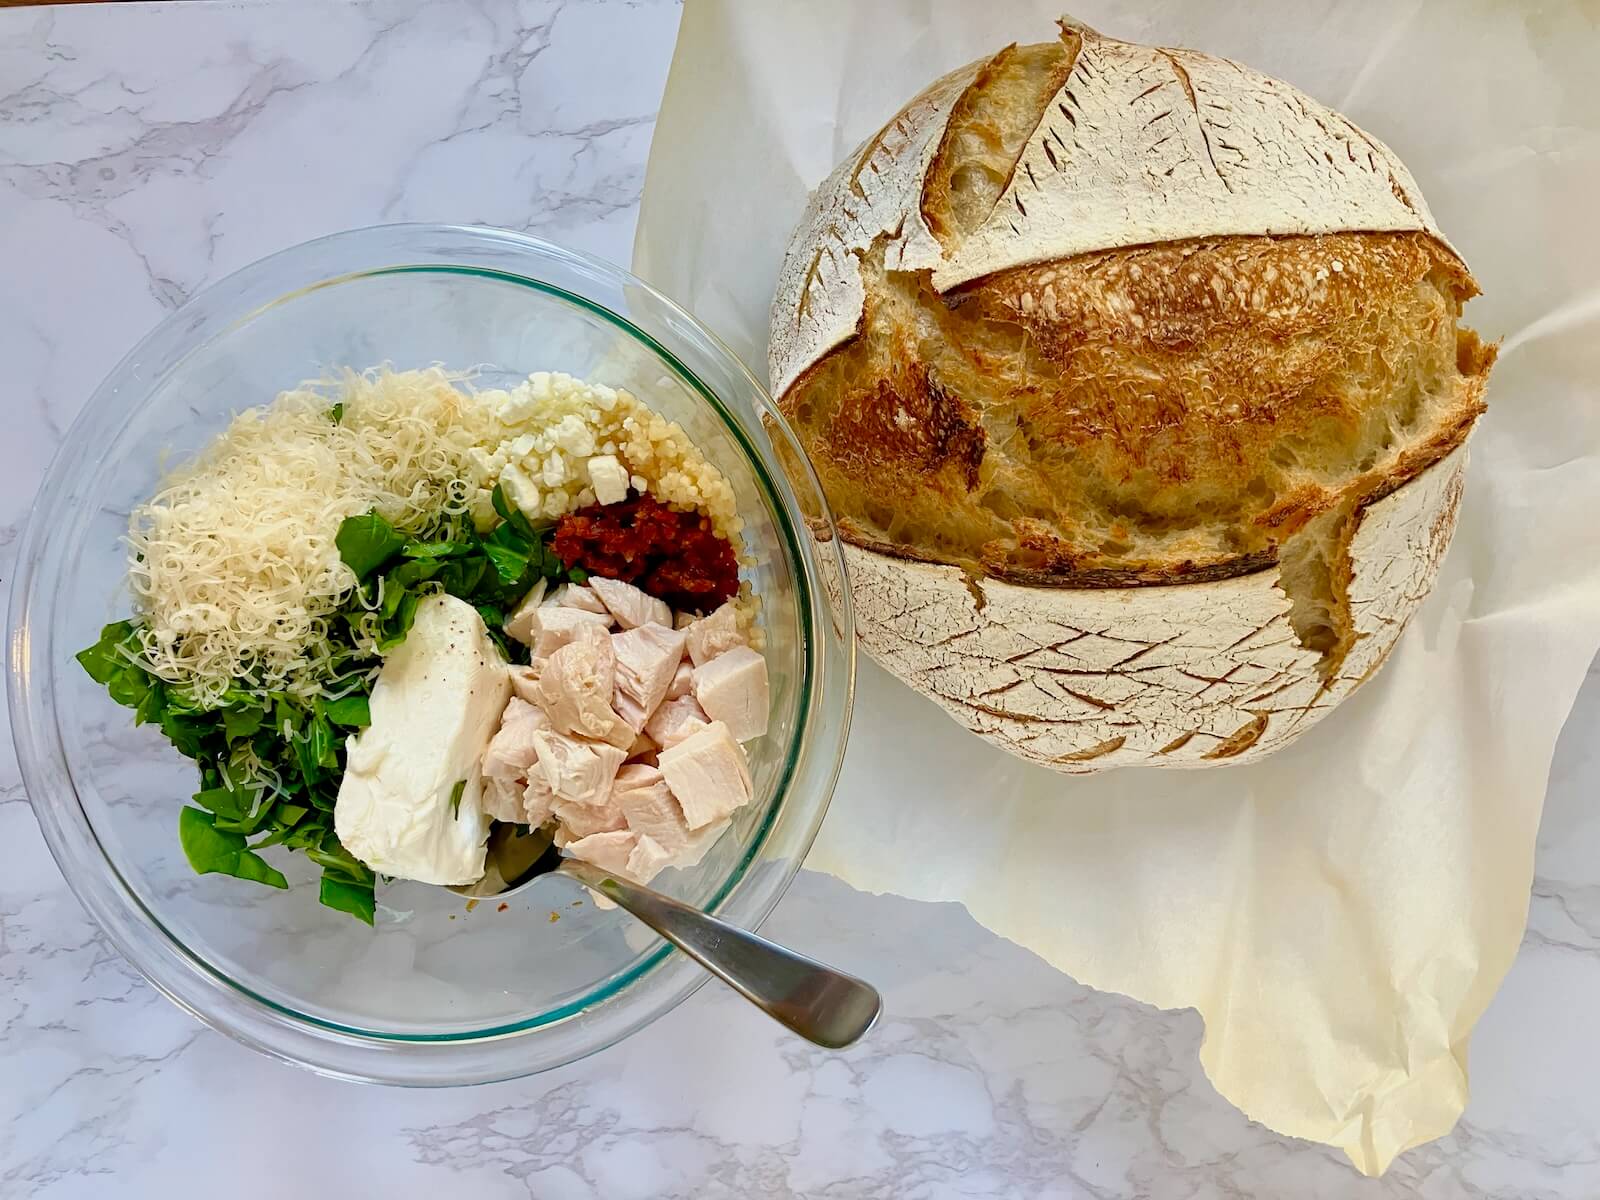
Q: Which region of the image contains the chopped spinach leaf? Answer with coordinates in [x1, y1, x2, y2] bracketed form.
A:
[481, 522, 534, 587]
[179, 807, 288, 889]
[376, 588, 420, 651]
[401, 538, 472, 559]
[323, 694, 371, 728]
[336, 512, 406, 580]
[387, 557, 444, 589]
[318, 875, 375, 925]
[221, 704, 266, 741]
[437, 554, 487, 598]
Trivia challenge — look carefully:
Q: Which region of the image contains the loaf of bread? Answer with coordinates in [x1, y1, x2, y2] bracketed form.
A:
[768, 19, 1494, 770]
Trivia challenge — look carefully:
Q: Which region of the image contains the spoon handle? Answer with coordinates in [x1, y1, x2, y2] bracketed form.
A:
[559, 859, 882, 1049]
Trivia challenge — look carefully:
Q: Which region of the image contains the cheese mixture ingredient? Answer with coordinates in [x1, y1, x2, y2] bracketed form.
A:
[334, 595, 508, 886]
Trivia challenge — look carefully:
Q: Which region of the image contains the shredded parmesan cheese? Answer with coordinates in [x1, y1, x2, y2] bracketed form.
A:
[129, 368, 495, 704]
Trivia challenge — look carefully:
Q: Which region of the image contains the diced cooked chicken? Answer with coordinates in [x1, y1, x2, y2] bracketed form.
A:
[564, 829, 637, 875]
[673, 818, 731, 870]
[480, 579, 765, 887]
[645, 694, 710, 749]
[666, 661, 694, 700]
[612, 623, 690, 731]
[480, 774, 528, 824]
[530, 728, 628, 804]
[504, 580, 548, 646]
[657, 720, 753, 830]
[553, 795, 628, 838]
[685, 602, 744, 666]
[508, 663, 542, 704]
[531, 606, 612, 658]
[626, 835, 674, 883]
[691, 646, 769, 741]
[544, 582, 610, 615]
[589, 575, 672, 631]
[482, 697, 547, 779]
[523, 770, 556, 827]
[611, 769, 694, 855]
[535, 623, 633, 748]
[614, 762, 662, 790]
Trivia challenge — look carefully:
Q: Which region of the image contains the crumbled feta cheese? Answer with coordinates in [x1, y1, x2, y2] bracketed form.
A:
[588, 454, 630, 505]
[501, 462, 541, 515]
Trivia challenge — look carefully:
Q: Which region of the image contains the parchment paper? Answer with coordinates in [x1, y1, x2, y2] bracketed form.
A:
[634, 0, 1600, 1174]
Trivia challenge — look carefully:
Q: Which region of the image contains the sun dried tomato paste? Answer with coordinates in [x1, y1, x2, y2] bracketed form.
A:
[553, 493, 739, 612]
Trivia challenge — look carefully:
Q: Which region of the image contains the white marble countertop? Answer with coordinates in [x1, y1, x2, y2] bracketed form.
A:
[3, 3, 1598, 1196]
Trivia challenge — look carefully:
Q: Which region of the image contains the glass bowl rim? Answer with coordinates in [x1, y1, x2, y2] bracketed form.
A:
[6, 222, 856, 1078]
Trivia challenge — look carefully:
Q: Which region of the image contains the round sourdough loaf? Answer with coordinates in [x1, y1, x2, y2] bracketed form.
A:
[768, 19, 1494, 771]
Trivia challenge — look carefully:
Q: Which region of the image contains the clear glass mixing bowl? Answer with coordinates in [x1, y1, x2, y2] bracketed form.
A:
[5, 224, 854, 1083]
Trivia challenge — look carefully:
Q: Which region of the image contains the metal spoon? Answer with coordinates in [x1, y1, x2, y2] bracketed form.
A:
[449, 824, 882, 1049]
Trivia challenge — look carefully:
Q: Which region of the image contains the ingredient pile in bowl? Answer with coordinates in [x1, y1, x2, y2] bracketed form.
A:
[76, 368, 769, 923]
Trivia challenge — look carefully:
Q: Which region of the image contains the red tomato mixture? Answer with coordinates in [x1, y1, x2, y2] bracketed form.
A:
[552, 492, 739, 613]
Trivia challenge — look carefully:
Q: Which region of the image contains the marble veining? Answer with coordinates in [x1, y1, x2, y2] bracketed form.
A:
[3, 2, 1599, 1196]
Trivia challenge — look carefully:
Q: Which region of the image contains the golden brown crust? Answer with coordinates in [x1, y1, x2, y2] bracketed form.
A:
[777, 229, 1491, 588]
[816, 363, 986, 497]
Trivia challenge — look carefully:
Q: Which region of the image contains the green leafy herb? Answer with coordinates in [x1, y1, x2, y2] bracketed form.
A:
[179, 807, 288, 889]
[159, 711, 209, 758]
[221, 704, 265, 741]
[437, 554, 487, 597]
[400, 538, 472, 559]
[305, 837, 370, 882]
[376, 588, 420, 651]
[387, 557, 444, 589]
[323, 694, 371, 728]
[319, 875, 375, 924]
[449, 778, 466, 817]
[74, 620, 138, 684]
[192, 783, 251, 821]
[335, 512, 407, 580]
[329, 402, 345, 424]
[481, 522, 534, 587]
[77, 622, 167, 724]
[292, 712, 338, 789]
[567, 566, 588, 585]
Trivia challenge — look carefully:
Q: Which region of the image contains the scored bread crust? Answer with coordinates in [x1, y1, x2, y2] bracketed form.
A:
[770, 20, 1453, 401]
[844, 444, 1467, 770]
[767, 18, 1493, 770]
